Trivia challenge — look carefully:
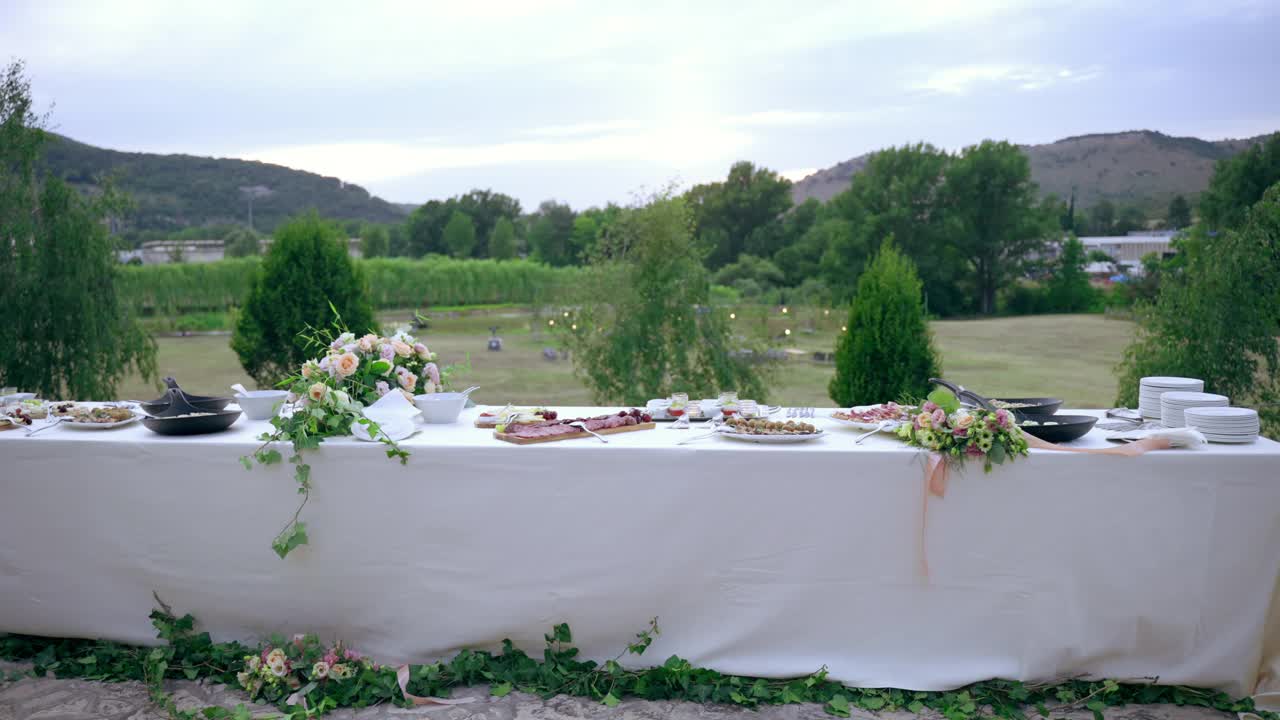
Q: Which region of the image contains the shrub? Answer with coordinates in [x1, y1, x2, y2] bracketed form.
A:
[223, 226, 260, 257]
[829, 242, 939, 407]
[489, 217, 518, 260]
[232, 214, 377, 386]
[1116, 184, 1280, 437]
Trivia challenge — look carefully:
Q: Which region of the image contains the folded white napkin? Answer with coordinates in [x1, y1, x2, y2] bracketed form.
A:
[352, 392, 420, 442]
[1105, 426, 1207, 448]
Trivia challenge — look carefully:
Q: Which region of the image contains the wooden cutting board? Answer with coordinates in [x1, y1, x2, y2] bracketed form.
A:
[494, 422, 655, 444]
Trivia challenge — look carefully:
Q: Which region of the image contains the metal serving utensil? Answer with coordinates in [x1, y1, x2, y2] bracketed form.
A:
[568, 421, 609, 443]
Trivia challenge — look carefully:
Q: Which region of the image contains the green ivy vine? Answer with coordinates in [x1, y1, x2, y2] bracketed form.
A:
[0, 605, 1273, 720]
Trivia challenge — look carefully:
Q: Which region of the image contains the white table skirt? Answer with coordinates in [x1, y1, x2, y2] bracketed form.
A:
[2, 407, 1278, 701]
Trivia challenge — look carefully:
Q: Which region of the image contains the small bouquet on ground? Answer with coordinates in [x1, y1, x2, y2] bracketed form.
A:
[243, 312, 467, 559]
[895, 388, 1029, 471]
[238, 634, 378, 708]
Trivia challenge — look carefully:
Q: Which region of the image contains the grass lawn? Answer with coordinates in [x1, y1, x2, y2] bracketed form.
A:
[120, 313, 1133, 409]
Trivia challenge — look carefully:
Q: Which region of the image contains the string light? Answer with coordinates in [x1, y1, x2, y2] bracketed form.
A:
[784, 328, 791, 336]
[548, 319, 555, 326]
[571, 324, 577, 331]
[841, 326, 847, 332]
[563, 311, 570, 317]
[781, 307, 789, 314]
[823, 309, 830, 316]
[729, 312, 736, 320]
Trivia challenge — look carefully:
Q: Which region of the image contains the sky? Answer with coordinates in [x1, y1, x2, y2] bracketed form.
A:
[3, 0, 1278, 210]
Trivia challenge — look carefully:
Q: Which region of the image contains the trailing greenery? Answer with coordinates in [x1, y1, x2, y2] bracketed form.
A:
[118, 257, 580, 316]
[232, 215, 377, 386]
[0, 60, 157, 400]
[559, 189, 772, 405]
[829, 242, 939, 407]
[1116, 184, 1280, 437]
[1, 608, 1273, 720]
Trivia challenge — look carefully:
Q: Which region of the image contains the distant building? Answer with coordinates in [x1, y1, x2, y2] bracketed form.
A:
[117, 237, 364, 265]
[1078, 231, 1177, 273]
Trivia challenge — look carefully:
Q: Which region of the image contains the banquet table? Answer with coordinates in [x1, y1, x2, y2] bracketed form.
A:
[2, 406, 1279, 704]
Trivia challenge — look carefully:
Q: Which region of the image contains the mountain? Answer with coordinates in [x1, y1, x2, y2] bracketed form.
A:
[39, 134, 409, 234]
[791, 130, 1276, 211]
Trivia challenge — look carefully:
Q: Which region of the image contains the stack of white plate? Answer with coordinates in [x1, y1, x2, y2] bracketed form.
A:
[1160, 391, 1229, 427]
[1139, 377, 1203, 419]
[1182, 407, 1260, 443]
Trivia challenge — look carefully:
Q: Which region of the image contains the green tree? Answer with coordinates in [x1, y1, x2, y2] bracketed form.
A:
[829, 242, 939, 407]
[776, 214, 844, 287]
[387, 223, 409, 257]
[442, 210, 476, 258]
[560, 189, 770, 404]
[712, 254, 786, 289]
[1044, 235, 1098, 312]
[1090, 200, 1116, 235]
[232, 214, 376, 386]
[223, 226, 261, 257]
[406, 199, 449, 257]
[686, 161, 793, 269]
[1167, 194, 1192, 229]
[944, 140, 1053, 314]
[1116, 184, 1280, 436]
[359, 224, 389, 258]
[570, 215, 600, 260]
[828, 143, 968, 313]
[1113, 206, 1147, 235]
[0, 60, 156, 399]
[1198, 133, 1280, 230]
[489, 216, 518, 260]
[527, 200, 577, 266]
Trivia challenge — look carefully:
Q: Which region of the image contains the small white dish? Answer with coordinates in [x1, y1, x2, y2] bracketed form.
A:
[61, 414, 140, 430]
[234, 390, 290, 420]
[718, 428, 825, 444]
[414, 392, 468, 424]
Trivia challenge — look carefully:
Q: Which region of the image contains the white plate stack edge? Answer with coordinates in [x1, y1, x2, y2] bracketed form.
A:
[1139, 376, 1203, 419]
[1160, 391, 1229, 428]
[1183, 406, 1260, 443]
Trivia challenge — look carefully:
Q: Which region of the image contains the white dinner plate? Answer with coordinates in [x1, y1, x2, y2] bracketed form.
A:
[60, 414, 141, 430]
[829, 405, 911, 432]
[718, 429, 825, 444]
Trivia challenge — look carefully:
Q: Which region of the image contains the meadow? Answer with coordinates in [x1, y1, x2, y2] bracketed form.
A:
[119, 309, 1134, 409]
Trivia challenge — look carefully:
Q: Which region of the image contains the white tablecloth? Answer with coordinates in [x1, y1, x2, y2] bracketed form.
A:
[2, 407, 1278, 701]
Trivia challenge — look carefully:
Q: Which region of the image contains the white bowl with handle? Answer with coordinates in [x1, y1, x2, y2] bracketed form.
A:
[235, 390, 290, 420]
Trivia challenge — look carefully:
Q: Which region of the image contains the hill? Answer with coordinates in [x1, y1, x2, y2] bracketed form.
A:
[791, 130, 1276, 211]
[39, 134, 408, 234]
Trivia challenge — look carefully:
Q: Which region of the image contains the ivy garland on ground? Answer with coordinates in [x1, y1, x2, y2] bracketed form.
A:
[0, 607, 1274, 720]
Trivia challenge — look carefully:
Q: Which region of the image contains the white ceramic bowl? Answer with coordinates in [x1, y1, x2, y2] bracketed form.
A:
[235, 390, 290, 420]
[414, 392, 468, 424]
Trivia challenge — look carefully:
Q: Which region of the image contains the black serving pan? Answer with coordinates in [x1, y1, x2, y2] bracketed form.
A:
[139, 377, 232, 414]
[141, 388, 241, 436]
[1016, 413, 1097, 443]
[929, 378, 1061, 417]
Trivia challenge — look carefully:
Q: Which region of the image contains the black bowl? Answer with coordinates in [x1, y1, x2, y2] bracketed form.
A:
[992, 397, 1062, 416]
[1018, 413, 1097, 443]
[139, 395, 231, 415]
[142, 409, 242, 436]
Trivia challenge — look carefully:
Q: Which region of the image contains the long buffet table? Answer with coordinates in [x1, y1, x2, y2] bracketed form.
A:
[2, 407, 1279, 703]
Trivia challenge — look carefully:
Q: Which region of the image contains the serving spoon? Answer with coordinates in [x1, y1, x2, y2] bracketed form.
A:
[568, 421, 609, 443]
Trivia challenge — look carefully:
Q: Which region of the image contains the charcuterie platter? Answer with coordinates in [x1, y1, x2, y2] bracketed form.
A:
[494, 409, 655, 444]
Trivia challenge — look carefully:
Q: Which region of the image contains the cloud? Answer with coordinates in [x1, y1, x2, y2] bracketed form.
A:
[915, 64, 1103, 95]
[779, 167, 818, 182]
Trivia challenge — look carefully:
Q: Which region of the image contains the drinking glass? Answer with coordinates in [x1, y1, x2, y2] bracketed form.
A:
[669, 392, 690, 428]
[718, 391, 739, 418]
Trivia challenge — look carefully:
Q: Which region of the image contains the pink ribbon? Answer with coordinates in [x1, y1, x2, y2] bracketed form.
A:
[396, 665, 476, 706]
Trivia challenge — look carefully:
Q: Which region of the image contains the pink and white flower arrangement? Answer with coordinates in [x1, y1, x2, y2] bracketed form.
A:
[236, 638, 376, 701]
[896, 389, 1028, 471]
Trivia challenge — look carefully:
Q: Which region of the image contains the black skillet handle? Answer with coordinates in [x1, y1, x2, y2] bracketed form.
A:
[163, 376, 181, 390]
[958, 389, 997, 412]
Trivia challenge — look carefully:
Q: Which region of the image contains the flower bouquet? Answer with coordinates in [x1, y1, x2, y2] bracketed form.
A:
[895, 388, 1029, 471]
[243, 317, 466, 559]
[238, 635, 377, 709]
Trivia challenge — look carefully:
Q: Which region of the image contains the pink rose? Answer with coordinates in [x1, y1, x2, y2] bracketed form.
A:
[922, 401, 939, 413]
[931, 408, 946, 427]
[379, 344, 395, 362]
[425, 362, 441, 387]
[995, 408, 1012, 428]
[916, 411, 932, 429]
[357, 334, 377, 353]
[413, 342, 430, 359]
[334, 352, 359, 378]
[398, 372, 418, 392]
[392, 340, 412, 358]
[375, 380, 390, 397]
[966, 444, 986, 457]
